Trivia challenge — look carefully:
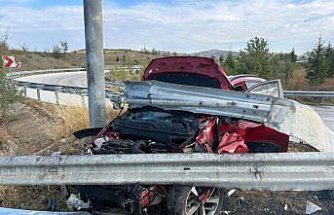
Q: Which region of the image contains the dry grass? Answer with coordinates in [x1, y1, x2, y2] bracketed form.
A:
[51, 105, 119, 139]
[286, 65, 334, 91]
[0, 185, 67, 211]
[0, 125, 11, 156]
[52, 106, 89, 139]
[284, 65, 334, 105]
[320, 78, 334, 91]
[12, 48, 157, 71]
[23, 99, 119, 141]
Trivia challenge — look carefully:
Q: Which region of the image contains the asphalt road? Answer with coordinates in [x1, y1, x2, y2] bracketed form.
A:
[16, 71, 88, 88]
[313, 106, 334, 131]
[16, 72, 334, 130]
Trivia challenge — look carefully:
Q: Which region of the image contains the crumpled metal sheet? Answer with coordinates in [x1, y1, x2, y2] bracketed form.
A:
[267, 99, 334, 152]
[0, 207, 90, 215]
[118, 81, 334, 152]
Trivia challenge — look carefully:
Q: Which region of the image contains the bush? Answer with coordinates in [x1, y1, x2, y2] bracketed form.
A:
[0, 71, 22, 119]
[0, 33, 22, 120]
[52, 45, 62, 59]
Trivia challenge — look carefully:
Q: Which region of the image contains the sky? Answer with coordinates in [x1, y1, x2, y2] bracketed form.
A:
[0, 0, 333, 54]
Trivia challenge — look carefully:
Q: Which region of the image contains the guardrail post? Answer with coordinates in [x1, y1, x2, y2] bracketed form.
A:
[55, 91, 59, 105]
[22, 87, 27, 97]
[36, 88, 41, 101]
[79, 89, 85, 106]
[84, 0, 106, 127]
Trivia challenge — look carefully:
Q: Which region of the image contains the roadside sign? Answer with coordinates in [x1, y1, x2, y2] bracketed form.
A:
[1, 56, 22, 80]
[2, 56, 21, 68]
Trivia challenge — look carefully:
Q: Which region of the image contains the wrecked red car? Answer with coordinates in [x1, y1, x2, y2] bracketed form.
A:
[69, 56, 289, 215]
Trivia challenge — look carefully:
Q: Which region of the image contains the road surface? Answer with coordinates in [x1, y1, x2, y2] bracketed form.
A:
[313, 106, 334, 131]
[16, 71, 88, 88]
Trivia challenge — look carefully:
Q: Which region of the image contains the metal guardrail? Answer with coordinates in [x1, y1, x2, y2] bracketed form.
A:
[284, 90, 334, 98]
[9, 68, 86, 79]
[13, 79, 121, 105]
[0, 207, 90, 215]
[105, 81, 125, 88]
[1, 152, 334, 191]
[14, 80, 88, 94]
[10, 65, 142, 78]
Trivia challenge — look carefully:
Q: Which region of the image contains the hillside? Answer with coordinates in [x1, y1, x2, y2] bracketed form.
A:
[193, 49, 238, 58]
[9, 49, 163, 71]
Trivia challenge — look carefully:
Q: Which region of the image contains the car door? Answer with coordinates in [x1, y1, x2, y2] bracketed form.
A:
[246, 80, 284, 98]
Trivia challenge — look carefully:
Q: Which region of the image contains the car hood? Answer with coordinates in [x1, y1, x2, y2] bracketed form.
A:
[143, 56, 232, 90]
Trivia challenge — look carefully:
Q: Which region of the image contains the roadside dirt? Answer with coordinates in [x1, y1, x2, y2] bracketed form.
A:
[2, 101, 84, 156]
[4, 102, 55, 155]
[222, 190, 334, 215]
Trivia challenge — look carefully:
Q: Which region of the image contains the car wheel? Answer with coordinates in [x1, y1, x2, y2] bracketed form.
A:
[167, 186, 224, 215]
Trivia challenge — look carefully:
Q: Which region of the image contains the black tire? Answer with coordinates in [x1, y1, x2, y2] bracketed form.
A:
[167, 186, 224, 215]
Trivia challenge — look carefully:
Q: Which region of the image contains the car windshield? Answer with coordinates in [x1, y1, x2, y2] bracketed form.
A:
[148, 73, 221, 89]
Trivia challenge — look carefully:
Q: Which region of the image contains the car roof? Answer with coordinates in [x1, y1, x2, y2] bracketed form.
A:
[228, 74, 266, 86]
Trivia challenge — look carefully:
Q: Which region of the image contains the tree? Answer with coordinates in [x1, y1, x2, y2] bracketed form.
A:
[52, 45, 62, 59]
[325, 43, 334, 78]
[219, 55, 224, 66]
[268, 52, 295, 85]
[290, 48, 297, 63]
[237, 37, 271, 79]
[60, 41, 69, 53]
[283, 53, 296, 85]
[306, 37, 327, 86]
[122, 54, 126, 63]
[222, 51, 236, 74]
[151, 48, 159, 55]
[0, 33, 9, 54]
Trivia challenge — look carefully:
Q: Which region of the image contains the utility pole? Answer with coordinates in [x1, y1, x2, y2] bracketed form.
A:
[83, 0, 106, 127]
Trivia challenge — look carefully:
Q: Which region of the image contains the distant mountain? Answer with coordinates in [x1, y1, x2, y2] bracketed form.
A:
[192, 49, 238, 58]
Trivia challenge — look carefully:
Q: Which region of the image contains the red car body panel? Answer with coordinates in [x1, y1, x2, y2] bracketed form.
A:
[228, 75, 266, 91]
[143, 56, 232, 90]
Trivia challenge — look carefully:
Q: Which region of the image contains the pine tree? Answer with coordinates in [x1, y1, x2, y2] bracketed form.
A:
[237, 37, 271, 78]
[284, 54, 295, 85]
[306, 37, 327, 86]
[325, 43, 334, 77]
[222, 51, 236, 74]
[290, 48, 297, 63]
